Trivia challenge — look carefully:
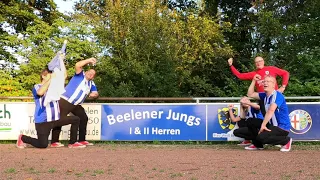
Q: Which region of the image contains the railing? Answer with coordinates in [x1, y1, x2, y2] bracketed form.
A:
[0, 96, 319, 103]
[193, 96, 320, 103]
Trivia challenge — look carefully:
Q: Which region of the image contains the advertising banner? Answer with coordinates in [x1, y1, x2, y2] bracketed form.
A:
[0, 103, 30, 140]
[206, 103, 320, 141]
[101, 104, 206, 141]
[207, 104, 243, 141]
[1, 102, 320, 141]
[0, 103, 101, 140]
[287, 104, 320, 140]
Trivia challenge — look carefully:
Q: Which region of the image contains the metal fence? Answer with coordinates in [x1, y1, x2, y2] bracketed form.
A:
[0, 96, 319, 103]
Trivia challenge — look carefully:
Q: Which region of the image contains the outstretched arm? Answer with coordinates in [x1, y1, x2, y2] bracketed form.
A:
[228, 58, 256, 80]
[230, 66, 256, 80]
[75, 57, 97, 74]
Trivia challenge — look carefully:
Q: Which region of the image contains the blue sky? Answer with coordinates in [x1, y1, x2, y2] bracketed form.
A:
[54, 0, 76, 13]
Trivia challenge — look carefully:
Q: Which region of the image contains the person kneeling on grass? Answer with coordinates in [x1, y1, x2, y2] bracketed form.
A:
[228, 96, 264, 146]
[16, 69, 86, 149]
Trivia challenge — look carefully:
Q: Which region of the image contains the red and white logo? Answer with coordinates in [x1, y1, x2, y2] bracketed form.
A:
[289, 109, 312, 134]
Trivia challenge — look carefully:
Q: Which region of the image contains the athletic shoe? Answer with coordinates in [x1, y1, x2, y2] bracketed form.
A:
[280, 138, 292, 152]
[68, 142, 86, 148]
[50, 142, 65, 148]
[79, 141, 94, 146]
[16, 134, 25, 149]
[245, 144, 264, 150]
[265, 144, 282, 148]
[237, 140, 251, 146]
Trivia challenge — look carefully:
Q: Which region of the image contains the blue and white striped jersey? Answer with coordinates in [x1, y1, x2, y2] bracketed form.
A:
[246, 107, 264, 120]
[32, 84, 60, 123]
[61, 71, 97, 105]
[259, 90, 290, 131]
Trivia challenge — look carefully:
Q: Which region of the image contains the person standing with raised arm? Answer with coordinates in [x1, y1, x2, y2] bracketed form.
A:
[228, 56, 289, 93]
[228, 56, 290, 115]
[50, 58, 99, 147]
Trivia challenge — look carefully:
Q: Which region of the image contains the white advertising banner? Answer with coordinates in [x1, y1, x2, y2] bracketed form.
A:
[0, 103, 30, 140]
[0, 103, 101, 141]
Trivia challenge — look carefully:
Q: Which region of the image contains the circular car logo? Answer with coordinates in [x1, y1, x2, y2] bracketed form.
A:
[289, 110, 312, 134]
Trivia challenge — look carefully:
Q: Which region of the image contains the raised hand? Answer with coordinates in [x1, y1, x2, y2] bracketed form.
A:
[87, 57, 97, 66]
[228, 104, 234, 110]
[228, 58, 233, 66]
[253, 74, 261, 81]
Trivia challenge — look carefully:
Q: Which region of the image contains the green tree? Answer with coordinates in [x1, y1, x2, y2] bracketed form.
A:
[14, 17, 101, 91]
[254, 0, 320, 95]
[0, 70, 30, 97]
[0, 0, 101, 95]
[207, 0, 320, 96]
[0, 0, 62, 69]
[75, 0, 233, 97]
[0, 0, 63, 96]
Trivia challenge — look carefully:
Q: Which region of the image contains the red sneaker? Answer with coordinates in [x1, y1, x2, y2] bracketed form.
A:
[245, 144, 264, 150]
[237, 140, 251, 146]
[280, 138, 292, 152]
[50, 142, 65, 148]
[68, 142, 86, 148]
[79, 141, 94, 146]
[16, 134, 25, 149]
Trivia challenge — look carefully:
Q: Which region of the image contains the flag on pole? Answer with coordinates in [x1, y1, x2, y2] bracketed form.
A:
[43, 40, 68, 107]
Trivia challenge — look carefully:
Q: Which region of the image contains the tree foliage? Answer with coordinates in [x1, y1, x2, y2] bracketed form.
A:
[0, 0, 319, 98]
[0, 0, 101, 96]
[75, 0, 232, 97]
[215, 0, 320, 96]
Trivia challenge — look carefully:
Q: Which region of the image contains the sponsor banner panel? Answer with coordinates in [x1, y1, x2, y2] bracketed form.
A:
[0, 103, 30, 140]
[207, 104, 243, 141]
[207, 103, 320, 141]
[0, 103, 101, 140]
[100, 105, 206, 141]
[1, 102, 320, 141]
[288, 104, 320, 140]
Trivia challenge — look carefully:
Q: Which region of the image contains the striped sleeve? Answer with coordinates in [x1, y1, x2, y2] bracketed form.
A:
[274, 92, 284, 107]
[32, 84, 40, 97]
[91, 81, 98, 92]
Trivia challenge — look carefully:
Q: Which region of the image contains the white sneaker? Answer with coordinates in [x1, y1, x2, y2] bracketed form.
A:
[50, 142, 65, 148]
[237, 140, 251, 146]
[79, 141, 94, 146]
[280, 138, 292, 152]
[16, 134, 26, 149]
[68, 142, 86, 148]
[245, 144, 264, 150]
